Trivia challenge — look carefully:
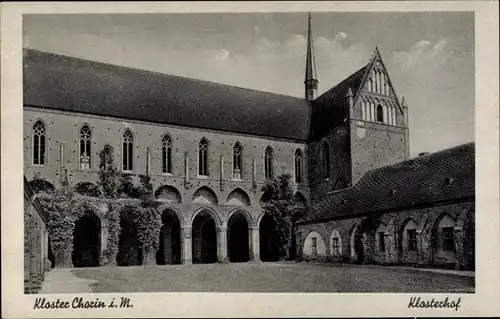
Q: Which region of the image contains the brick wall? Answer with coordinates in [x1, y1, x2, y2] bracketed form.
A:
[296, 200, 475, 270]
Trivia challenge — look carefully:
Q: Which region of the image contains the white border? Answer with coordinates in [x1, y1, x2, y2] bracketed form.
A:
[2, 1, 499, 318]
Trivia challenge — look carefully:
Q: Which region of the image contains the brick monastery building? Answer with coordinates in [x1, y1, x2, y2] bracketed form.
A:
[23, 16, 475, 271]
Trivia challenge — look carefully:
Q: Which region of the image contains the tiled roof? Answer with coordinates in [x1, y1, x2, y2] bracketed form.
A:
[298, 142, 475, 224]
[310, 65, 368, 139]
[23, 49, 312, 141]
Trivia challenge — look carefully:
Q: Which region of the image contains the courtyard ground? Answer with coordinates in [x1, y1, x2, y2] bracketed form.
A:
[46, 262, 478, 293]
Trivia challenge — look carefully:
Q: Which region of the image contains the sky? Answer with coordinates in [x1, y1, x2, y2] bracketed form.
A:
[23, 12, 475, 157]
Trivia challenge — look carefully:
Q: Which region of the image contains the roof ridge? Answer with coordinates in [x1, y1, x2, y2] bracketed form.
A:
[23, 48, 310, 102]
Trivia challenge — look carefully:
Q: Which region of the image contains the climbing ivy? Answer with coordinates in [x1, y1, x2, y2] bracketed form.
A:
[260, 173, 301, 261]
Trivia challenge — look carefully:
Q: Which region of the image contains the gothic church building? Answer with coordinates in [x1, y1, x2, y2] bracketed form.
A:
[23, 16, 474, 270]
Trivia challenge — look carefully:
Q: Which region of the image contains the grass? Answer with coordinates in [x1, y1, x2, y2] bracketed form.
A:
[71, 262, 475, 293]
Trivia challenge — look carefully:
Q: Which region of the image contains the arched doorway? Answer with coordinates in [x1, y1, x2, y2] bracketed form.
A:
[192, 210, 218, 264]
[72, 212, 101, 267]
[259, 213, 279, 261]
[227, 211, 250, 262]
[156, 209, 182, 265]
[117, 213, 142, 266]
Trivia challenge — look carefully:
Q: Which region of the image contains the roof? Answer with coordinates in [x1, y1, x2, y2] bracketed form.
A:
[298, 142, 475, 224]
[23, 49, 312, 141]
[310, 65, 368, 138]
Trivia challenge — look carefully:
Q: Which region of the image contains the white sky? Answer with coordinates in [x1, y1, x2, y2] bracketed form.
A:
[23, 13, 474, 156]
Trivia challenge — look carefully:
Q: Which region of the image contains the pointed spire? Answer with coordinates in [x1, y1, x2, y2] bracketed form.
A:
[304, 12, 318, 101]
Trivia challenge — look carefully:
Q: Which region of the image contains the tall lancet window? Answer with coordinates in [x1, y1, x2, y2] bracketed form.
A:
[376, 105, 384, 123]
[162, 134, 172, 174]
[295, 149, 303, 184]
[322, 141, 330, 179]
[122, 130, 133, 171]
[79, 125, 92, 170]
[32, 120, 46, 165]
[264, 146, 274, 180]
[198, 138, 209, 176]
[233, 142, 243, 179]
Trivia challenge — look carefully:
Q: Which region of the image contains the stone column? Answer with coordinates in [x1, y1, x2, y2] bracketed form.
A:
[249, 226, 260, 262]
[217, 227, 228, 263]
[181, 227, 192, 264]
[142, 247, 156, 266]
[44, 228, 50, 270]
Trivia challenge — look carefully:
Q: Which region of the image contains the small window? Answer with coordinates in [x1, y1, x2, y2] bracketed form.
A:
[322, 141, 330, 179]
[32, 120, 46, 165]
[376, 104, 384, 123]
[233, 142, 243, 179]
[199, 138, 209, 176]
[407, 229, 417, 251]
[311, 237, 318, 255]
[122, 130, 133, 171]
[442, 227, 455, 251]
[264, 146, 274, 180]
[295, 149, 303, 183]
[332, 237, 340, 256]
[162, 135, 173, 174]
[378, 232, 385, 252]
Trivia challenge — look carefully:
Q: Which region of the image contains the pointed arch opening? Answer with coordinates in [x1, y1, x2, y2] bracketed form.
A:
[117, 208, 142, 266]
[398, 218, 418, 262]
[295, 148, 304, 183]
[29, 179, 55, 194]
[192, 186, 218, 205]
[156, 208, 182, 265]
[264, 146, 274, 180]
[259, 213, 279, 261]
[122, 129, 134, 171]
[198, 138, 209, 176]
[233, 142, 243, 179]
[432, 213, 457, 265]
[227, 210, 250, 262]
[192, 209, 218, 264]
[162, 134, 173, 174]
[322, 141, 330, 179]
[79, 124, 92, 170]
[226, 188, 251, 206]
[72, 211, 101, 267]
[32, 120, 46, 165]
[376, 104, 384, 123]
[303, 231, 326, 259]
[155, 185, 182, 203]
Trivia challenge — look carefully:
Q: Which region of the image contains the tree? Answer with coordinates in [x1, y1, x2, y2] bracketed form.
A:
[260, 173, 301, 261]
[98, 144, 120, 198]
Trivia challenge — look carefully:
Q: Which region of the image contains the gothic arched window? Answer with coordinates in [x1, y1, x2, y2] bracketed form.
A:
[32, 120, 46, 165]
[198, 138, 209, 176]
[233, 142, 243, 179]
[264, 146, 274, 180]
[376, 104, 384, 123]
[295, 148, 303, 183]
[122, 130, 133, 171]
[79, 125, 92, 170]
[322, 141, 330, 179]
[162, 135, 173, 174]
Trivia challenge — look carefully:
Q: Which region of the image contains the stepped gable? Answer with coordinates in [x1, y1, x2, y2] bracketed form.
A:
[299, 142, 475, 224]
[23, 49, 312, 141]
